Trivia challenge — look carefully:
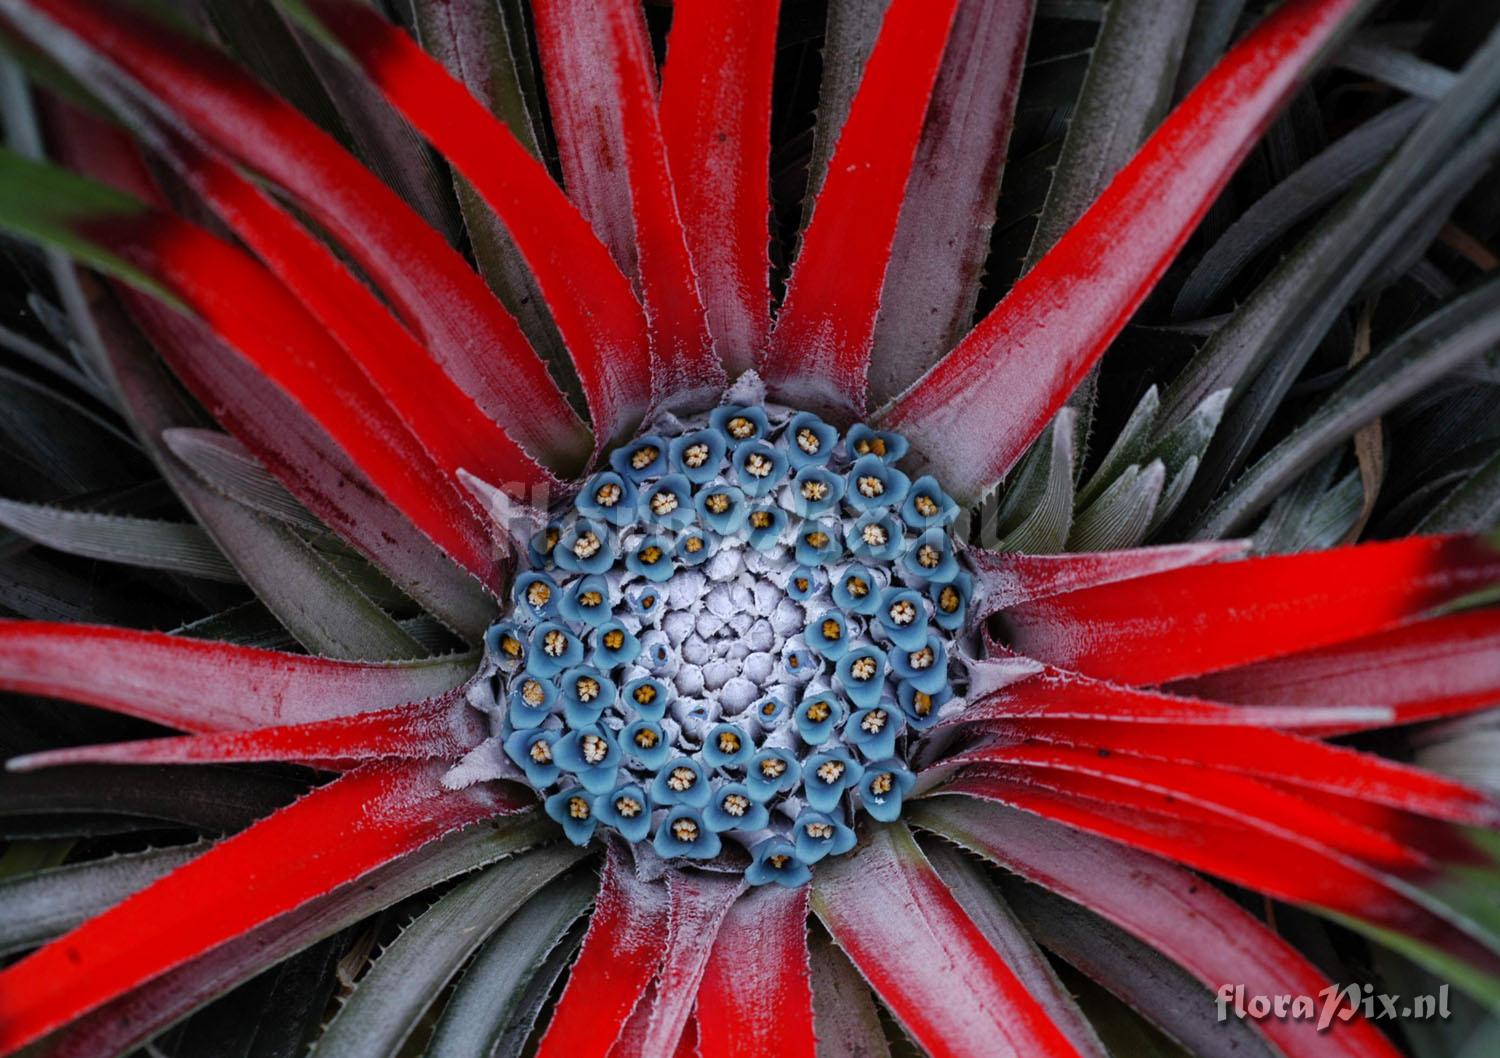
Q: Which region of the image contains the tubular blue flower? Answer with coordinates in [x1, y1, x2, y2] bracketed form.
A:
[552, 724, 621, 794]
[801, 747, 864, 813]
[794, 691, 847, 746]
[506, 674, 558, 729]
[653, 805, 721, 861]
[794, 519, 843, 566]
[553, 520, 614, 574]
[512, 571, 561, 622]
[626, 586, 664, 621]
[705, 781, 770, 832]
[846, 706, 904, 761]
[591, 621, 641, 668]
[703, 723, 753, 768]
[889, 633, 950, 694]
[833, 565, 883, 615]
[525, 621, 583, 677]
[594, 783, 652, 843]
[625, 534, 676, 582]
[745, 505, 788, 550]
[610, 434, 669, 482]
[786, 412, 837, 468]
[897, 680, 952, 730]
[845, 455, 910, 513]
[844, 512, 905, 563]
[693, 483, 748, 534]
[789, 465, 844, 517]
[749, 694, 789, 728]
[846, 424, 910, 464]
[668, 428, 727, 484]
[621, 677, 670, 721]
[526, 522, 565, 569]
[780, 643, 817, 682]
[746, 748, 802, 801]
[650, 757, 711, 808]
[641, 474, 696, 529]
[559, 666, 616, 726]
[903, 528, 959, 584]
[792, 810, 857, 863]
[857, 761, 916, 823]
[929, 571, 972, 632]
[575, 471, 638, 526]
[709, 404, 770, 448]
[675, 529, 715, 566]
[874, 586, 929, 650]
[545, 785, 598, 846]
[901, 474, 961, 529]
[620, 719, 671, 771]
[484, 621, 528, 669]
[733, 440, 788, 498]
[504, 727, 562, 788]
[834, 645, 888, 709]
[786, 567, 820, 603]
[558, 574, 612, 627]
[638, 632, 674, 672]
[745, 838, 812, 889]
[804, 610, 852, 660]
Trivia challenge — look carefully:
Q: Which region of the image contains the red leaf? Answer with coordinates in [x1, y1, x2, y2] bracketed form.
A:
[6, 694, 486, 772]
[27, 0, 591, 473]
[659, 0, 778, 377]
[698, 885, 815, 1058]
[639, 870, 743, 1056]
[911, 797, 1409, 1058]
[1173, 609, 1500, 732]
[535, 845, 670, 1058]
[880, 0, 1365, 501]
[0, 620, 473, 733]
[300, 0, 653, 447]
[0, 761, 522, 1053]
[761, 0, 961, 417]
[968, 539, 1248, 619]
[1006, 534, 1500, 684]
[811, 823, 1086, 1058]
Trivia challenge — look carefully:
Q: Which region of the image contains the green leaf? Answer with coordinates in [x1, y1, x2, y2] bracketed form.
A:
[163, 428, 323, 532]
[990, 409, 1077, 553]
[0, 497, 240, 582]
[1420, 448, 1500, 534]
[801, 0, 889, 230]
[427, 869, 595, 1058]
[309, 843, 589, 1058]
[1077, 385, 1160, 509]
[1335, 35, 1458, 100]
[809, 930, 894, 1058]
[1067, 459, 1164, 551]
[1250, 454, 1361, 554]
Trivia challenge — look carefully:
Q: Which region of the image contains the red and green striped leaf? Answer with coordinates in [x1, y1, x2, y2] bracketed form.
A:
[639, 869, 743, 1056]
[879, 0, 1367, 502]
[698, 884, 816, 1058]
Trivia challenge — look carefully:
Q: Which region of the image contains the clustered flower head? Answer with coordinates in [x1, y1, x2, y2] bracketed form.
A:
[478, 379, 973, 884]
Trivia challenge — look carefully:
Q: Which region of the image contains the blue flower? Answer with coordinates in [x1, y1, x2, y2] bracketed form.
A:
[844, 512, 904, 562]
[789, 465, 844, 517]
[525, 622, 583, 677]
[650, 757, 711, 807]
[846, 705, 904, 760]
[903, 528, 958, 583]
[484, 621, 528, 668]
[704, 781, 770, 832]
[857, 761, 915, 823]
[575, 471, 637, 526]
[591, 621, 641, 668]
[846, 424, 909, 463]
[526, 522, 564, 568]
[781, 643, 817, 681]
[621, 719, 671, 770]
[642, 474, 695, 529]
[749, 694, 789, 728]
[694, 483, 748, 534]
[505, 674, 557, 729]
[511, 571, 560, 623]
[559, 665, 617, 726]
[889, 632, 949, 694]
[897, 680, 952, 730]
[627, 586, 664, 621]
[746, 748, 801, 800]
[653, 805, 722, 861]
[595, 783, 652, 843]
[558, 574, 613, 627]
[804, 609, 852, 660]
[846, 455, 910, 513]
[610, 434, 669, 481]
[622, 676, 670, 720]
[794, 519, 842, 566]
[786, 567, 820, 603]
[675, 530, 715, 566]
[792, 810, 856, 863]
[874, 586, 928, 650]
[786, 412, 837, 468]
[553, 520, 614, 574]
[745, 838, 811, 888]
[709, 404, 769, 448]
[669, 429, 728, 484]
[801, 747, 864, 812]
[638, 632, 675, 672]
[834, 645, 888, 709]
[833, 566, 882, 616]
[552, 724, 621, 794]
[504, 727, 561, 788]
[702, 723, 753, 768]
[733, 440, 788, 498]
[745, 505, 788, 550]
[625, 534, 676, 582]
[929, 571, 972, 632]
[900, 475, 960, 529]
[545, 785, 598, 845]
[794, 691, 846, 746]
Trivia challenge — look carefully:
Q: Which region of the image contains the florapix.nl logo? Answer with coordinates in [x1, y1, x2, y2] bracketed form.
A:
[1216, 984, 1451, 1032]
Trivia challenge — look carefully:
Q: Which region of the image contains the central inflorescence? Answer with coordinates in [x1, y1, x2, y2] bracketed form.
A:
[475, 390, 974, 886]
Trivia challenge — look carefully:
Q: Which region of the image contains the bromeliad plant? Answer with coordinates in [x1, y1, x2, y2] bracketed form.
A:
[1, 0, 1500, 1056]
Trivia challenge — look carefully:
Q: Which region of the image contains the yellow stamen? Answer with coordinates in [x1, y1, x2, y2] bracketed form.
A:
[717, 732, 741, 754]
[805, 700, 830, 723]
[917, 544, 940, 569]
[939, 586, 960, 613]
[820, 618, 842, 642]
[722, 793, 750, 817]
[580, 590, 603, 607]
[576, 677, 600, 702]
[684, 443, 710, 468]
[744, 453, 772, 478]
[544, 630, 567, 657]
[889, 599, 917, 625]
[805, 821, 834, 839]
[862, 524, 887, 547]
[727, 416, 754, 439]
[805, 530, 829, 548]
[529, 740, 552, 764]
[631, 445, 659, 470]
[706, 492, 731, 514]
[521, 679, 545, 706]
[634, 728, 659, 749]
[640, 545, 663, 564]
[684, 536, 704, 553]
[604, 630, 625, 650]
[760, 757, 787, 778]
[526, 582, 551, 607]
[500, 635, 523, 658]
[913, 690, 933, 716]
[594, 482, 621, 507]
[750, 511, 773, 529]
[573, 532, 601, 559]
[857, 475, 884, 498]
[634, 684, 658, 706]
[650, 491, 679, 516]
[850, 656, 877, 681]
[581, 734, 608, 764]
[861, 709, 888, 734]
[909, 647, 935, 670]
[796, 428, 820, 454]
[568, 796, 590, 820]
[672, 818, 700, 842]
[615, 796, 642, 818]
[816, 761, 845, 784]
[914, 494, 939, 517]
[769, 853, 790, 868]
[667, 767, 696, 792]
[801, 480, 828, 501]
[847, 576, 869, 598]
[870, 773, 894, 796]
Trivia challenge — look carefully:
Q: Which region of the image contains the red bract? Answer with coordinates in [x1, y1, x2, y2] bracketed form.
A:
[0, 1, 1495, 1056]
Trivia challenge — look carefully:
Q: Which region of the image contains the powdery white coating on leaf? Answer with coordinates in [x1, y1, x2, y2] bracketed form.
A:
[910, 798, 1409, 1058]
[640, 869, 745, 1056]
[697, 884, 816, 1058]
